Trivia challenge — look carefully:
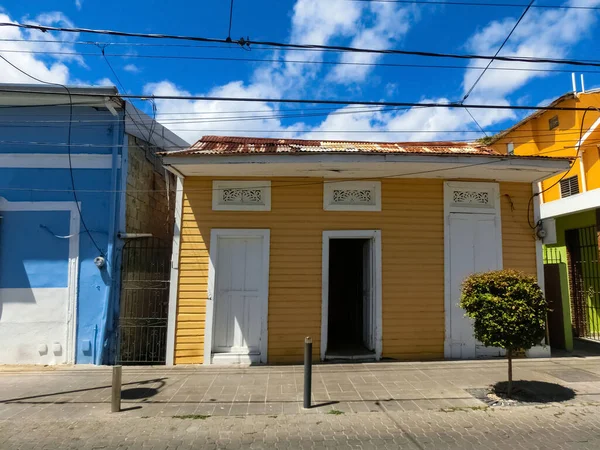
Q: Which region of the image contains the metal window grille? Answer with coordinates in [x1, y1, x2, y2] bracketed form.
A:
[565, 227, 600, 341]
[549, 115, 559, 130]
[116, 238, 171, 365]
[560, 176, 579, 198]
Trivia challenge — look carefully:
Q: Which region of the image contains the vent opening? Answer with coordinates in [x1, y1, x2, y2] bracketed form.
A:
[560, 175, 579, 198]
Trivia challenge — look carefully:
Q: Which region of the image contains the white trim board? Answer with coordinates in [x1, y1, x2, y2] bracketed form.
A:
[320, 230, 382, 361]
[539, 188, 600, 219]
[443, 182, 502, 359]
[205, 229, 270, 365]
[0, 197, 80, 364]
[0, 153, 121, 169]
[165, 176, 184, 366]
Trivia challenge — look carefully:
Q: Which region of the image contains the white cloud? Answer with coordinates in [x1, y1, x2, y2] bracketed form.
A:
[146, 0, 600, 145]
[329, 2, 416, 84]
[75, 0, 83, 11]
[458, 0, 600, 133]
[95, 77, 114, 87]
[145, 0, 420, 143]
[0, 11, 82, 85]
[144, 81, 306, 143]
[123, 63, 140, 73]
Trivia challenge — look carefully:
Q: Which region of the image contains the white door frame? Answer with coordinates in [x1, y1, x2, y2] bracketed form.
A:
[0, 197, 80, 364]
[443, 182, 503, 359]
[205, 229, 270, 365]
[321, 230, 382, 361]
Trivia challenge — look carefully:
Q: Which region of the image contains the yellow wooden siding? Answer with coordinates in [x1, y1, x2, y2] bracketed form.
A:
[174, 177, 536, 364]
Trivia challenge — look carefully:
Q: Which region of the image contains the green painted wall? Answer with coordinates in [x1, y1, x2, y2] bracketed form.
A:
[544, 209, 597, 351]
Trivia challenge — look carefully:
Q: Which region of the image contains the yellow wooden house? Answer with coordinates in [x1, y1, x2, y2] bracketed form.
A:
[162, 136, 569, 365]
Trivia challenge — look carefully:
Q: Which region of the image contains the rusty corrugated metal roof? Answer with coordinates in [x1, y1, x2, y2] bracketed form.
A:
[162, 135, 502, 156]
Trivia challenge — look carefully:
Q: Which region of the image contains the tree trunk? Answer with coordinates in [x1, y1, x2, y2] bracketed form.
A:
[507, 348, 513, 398]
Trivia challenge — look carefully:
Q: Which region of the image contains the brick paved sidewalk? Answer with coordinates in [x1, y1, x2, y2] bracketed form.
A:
[2, 357, 600, 419]
[2, 404, 600, 449]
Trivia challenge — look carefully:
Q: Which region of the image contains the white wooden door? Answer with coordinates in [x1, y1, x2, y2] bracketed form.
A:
[448, 213, 502, 359]
[212, 236, 265, 358]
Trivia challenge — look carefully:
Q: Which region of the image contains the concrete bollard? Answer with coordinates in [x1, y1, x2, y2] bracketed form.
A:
[304, 337, 312, 409]
[111, 365, 122, 413]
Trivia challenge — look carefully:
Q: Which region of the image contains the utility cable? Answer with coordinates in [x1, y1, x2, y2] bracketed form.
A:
[226, 0, 235, 42]
[0, 86, 596, 112]
[6, 47, 600, 75]
[98, 45, 158, 147]
[5, 22, 600, 68]
[345, 0, 600, 10]
[526, 106, 600, 229]
[462, 0, 534, 103]
[0, 54, 105, 257]
[460, 0, 534, 136]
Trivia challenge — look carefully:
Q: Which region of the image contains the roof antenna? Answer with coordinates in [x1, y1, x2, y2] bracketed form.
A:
[581, 74, 586, 94]
[572, 73, 577, 95]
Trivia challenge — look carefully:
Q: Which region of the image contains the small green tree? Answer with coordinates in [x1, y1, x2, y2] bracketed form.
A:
[460, 270, 547, 397]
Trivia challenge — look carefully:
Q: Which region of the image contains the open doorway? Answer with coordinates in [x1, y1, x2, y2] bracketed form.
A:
[326, 238, 375, 359]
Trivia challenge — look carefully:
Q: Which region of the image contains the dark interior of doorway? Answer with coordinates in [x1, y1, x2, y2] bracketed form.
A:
[327, 238, 374, 359]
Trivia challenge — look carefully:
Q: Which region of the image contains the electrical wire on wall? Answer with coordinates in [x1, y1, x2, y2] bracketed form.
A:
[527, 106, 600, 230]
[0, 54, 106, 257]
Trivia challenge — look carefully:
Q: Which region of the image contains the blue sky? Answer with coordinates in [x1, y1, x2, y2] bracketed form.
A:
[1, 0, 599, 144]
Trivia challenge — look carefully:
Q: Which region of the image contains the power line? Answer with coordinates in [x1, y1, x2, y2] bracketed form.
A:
[4, 22, 600, 68]
[0, 158, 522, 194]
[6, 47, 600, 74]
[227, 0, 235, 42]
[462, 0, 534, 103]
[6, 36, 600, 66]
[0, 134, 598, 149]
[0, 54, 105, 257]
[0, 86, 595, 112]
[344, 0, 600, 10]
[460, 0, 534, 135]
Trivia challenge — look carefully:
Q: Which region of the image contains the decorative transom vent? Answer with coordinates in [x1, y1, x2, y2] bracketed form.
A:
[213, 181, 271, 211]
[222, 188, 263, 204]
[332, 189, 373, 205]
[324, 181, 381, 211]
[452, 190, 490, 205]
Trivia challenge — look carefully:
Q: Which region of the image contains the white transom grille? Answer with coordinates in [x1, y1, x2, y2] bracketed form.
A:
[446, 183, 497, 214]
[452, 190, 490, 205]
[332, 189, 374, 205]
[213, 181, 271, 211]
[324, 181, 381, 211]
[222, 188, 263, 204]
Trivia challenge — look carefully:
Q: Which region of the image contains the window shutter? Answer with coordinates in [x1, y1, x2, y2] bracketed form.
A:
[559, 175, 579, 198]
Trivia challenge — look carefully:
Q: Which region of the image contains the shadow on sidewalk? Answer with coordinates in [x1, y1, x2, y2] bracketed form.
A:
[493, 380, 575, 403]
[0, 377, 168, 404]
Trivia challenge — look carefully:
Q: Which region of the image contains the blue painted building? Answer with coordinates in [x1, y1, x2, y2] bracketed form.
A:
[0, 84, 188, 365]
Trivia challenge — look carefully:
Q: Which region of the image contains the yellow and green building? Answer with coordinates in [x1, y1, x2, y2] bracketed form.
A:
[490, 88, 600, 351]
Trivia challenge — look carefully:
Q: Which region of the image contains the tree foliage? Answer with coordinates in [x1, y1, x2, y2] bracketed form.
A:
[460, 269, 547, 397]
[460, 269, 547, 351]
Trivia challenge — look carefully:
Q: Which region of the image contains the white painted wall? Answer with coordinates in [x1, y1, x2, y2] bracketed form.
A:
[0, 288, 70, 364]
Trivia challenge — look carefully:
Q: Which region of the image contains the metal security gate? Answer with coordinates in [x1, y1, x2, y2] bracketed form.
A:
[566, 227, 600, 341]
[117, 238, 171, 364]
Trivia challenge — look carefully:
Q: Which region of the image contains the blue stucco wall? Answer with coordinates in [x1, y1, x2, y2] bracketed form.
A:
[0, 105, 125, 364]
